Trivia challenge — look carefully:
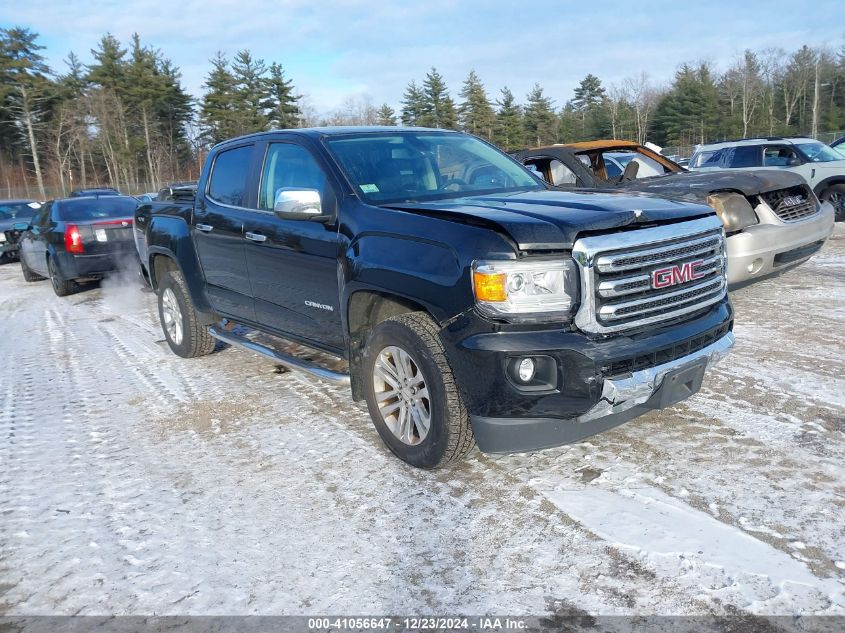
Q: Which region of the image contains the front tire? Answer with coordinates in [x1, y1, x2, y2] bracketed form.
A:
[157, 270, 215, 358]
[48, 256, 78, 296]
[363, 312, 475, 468]
[821, 184, 845, 222]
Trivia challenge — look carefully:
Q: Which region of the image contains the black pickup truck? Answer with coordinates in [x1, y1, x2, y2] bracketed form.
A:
[134, 127, 734, 468]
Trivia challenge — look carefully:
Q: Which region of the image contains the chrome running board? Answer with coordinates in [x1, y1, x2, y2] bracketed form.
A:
[208, 325, 351, 385]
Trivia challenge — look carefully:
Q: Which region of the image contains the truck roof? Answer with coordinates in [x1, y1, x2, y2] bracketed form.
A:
[214, 126, 460, 148]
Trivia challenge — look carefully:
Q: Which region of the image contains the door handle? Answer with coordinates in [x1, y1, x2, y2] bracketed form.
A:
[245, 231, 267, 243]
[195, 223, 213, 232]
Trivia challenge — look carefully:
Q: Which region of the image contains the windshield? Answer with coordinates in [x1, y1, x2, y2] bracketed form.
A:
[796, 142, 844, 163]
[0, 201, 40, 220]
[326, 132, 544, 203]
[57, 197, 137, 222]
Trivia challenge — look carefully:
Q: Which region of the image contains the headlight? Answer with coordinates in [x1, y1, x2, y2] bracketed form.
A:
[0, 233, 6, 242]
[707, 192, 758, 233]
[472, 259, 578, 322]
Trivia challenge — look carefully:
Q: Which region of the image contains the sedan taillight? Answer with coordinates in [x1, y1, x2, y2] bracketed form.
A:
[65, 224, 84, 253]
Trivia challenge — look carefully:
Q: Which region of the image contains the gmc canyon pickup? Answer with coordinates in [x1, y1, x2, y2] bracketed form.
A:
[135, 127, 734, 468]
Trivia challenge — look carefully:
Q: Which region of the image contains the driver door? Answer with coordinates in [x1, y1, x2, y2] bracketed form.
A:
[242, 140, 344, 351]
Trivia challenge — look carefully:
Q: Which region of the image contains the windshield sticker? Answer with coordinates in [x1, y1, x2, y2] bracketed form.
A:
[27, 202, 41, 209]
[360, 184, 379, 193]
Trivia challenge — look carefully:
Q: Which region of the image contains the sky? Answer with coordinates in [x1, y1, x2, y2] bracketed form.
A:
[1, 0, 843, 115]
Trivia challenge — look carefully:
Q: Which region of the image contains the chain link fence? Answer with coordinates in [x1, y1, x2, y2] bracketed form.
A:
[1, 182, 163, 202]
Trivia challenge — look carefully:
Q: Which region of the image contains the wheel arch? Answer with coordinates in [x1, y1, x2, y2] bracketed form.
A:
[345, 289, 433, 401]
[813, 176, 845, 198]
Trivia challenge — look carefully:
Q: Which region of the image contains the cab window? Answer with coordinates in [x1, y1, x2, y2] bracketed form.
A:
[259, 143, 327, 210]
[208, 145, 253, 207]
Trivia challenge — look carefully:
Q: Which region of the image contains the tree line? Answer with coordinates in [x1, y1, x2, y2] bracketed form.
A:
[1, 26, 843, 198]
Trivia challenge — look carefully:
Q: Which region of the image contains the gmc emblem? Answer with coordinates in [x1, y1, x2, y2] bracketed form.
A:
[652, 260, 706, 289]
[781, 195, 805, 207]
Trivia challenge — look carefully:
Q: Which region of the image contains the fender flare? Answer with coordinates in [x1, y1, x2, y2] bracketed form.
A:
[813, 176, 845, 198]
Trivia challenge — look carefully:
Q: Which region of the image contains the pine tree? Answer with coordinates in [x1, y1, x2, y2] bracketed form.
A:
[87, 34, 128, 96]
[569, 74, 609, 140]
[571, 74, 606, 111]
[652, 64, 719, 146]
[418, 68, 457, 129]
[231, 49, 272, 135]
[523, 84, 557, 146]
[0, 27, 52, 196]
[376, 103, 397, 125]
[458, 70, 495, 140]
[200, 52, 238, 145]
[267, 62, 300, 129]
[493, 87, 524, 150]
[401, 81, 425, 125]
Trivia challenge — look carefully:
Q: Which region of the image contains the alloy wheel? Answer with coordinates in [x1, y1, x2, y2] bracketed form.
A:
[161, 288, 184, 345]
[372, 345, 431, 445]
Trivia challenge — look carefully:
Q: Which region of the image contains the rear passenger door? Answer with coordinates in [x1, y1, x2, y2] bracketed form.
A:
[192, 143, 257, 322]
[242, 140, 344, 351]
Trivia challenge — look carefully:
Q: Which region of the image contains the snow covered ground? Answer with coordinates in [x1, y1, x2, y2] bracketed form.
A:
[1, 227, 843, 618]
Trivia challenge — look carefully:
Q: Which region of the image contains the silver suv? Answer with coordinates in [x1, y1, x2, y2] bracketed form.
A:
[690, 137, 845, 220]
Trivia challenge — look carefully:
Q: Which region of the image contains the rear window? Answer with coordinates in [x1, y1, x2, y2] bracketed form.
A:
[691, 149, 723, 168]
[0, 202, 40, 220]
[56, 197, 137, 222]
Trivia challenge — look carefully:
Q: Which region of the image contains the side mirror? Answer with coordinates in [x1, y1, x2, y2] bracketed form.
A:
[274, 188, 323, 217]
[787, 157, 801, 167]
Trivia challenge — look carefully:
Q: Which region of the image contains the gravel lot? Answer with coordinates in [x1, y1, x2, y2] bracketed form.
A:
[1, 226, 843, 618]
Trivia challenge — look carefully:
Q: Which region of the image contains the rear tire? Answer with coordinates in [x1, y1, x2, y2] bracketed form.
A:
[48, 256, 78, 297]
[157, 270, 216, 358]
[362, 312, 475, 468]
[820, 184, 845, 222]
[20, 255, 44, 282]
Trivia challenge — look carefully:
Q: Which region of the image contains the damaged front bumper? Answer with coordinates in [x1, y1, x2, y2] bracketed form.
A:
[726, 201, 835, 287]
[468, 331, 734, 454]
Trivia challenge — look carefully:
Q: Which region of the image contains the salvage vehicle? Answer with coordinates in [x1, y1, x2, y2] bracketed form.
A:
[0, 199, 41, 263]
[19, 195, 137, 296]
[135, 127, 735, 468]
[514, 141, 835, 287]
[689, 137, 845, 221]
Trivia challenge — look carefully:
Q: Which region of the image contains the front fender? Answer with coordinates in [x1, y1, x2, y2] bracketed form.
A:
[340, 232, 470, 331]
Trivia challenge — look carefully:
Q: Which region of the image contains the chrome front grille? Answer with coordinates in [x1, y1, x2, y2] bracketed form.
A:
[572, 216, 727, 334]
[761, 185, 818, 222]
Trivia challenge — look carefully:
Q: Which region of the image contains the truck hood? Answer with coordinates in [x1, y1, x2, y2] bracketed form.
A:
[388, 189, 713, 250]
[619, 169, 806, 202]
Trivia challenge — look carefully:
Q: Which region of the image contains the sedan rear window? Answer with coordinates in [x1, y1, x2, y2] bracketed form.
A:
[56, 197, 137, 222]
[0, 202, 39, 220]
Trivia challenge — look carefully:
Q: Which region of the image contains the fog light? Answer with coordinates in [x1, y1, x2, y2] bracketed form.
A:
[517, 357, 536, 382]
[747, 258, 763, 274]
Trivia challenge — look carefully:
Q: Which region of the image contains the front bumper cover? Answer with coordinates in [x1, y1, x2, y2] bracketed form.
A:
[726, 201, 834, 286]
[471, 332, 734, 453]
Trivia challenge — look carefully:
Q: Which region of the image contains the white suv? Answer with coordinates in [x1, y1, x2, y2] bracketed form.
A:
[690, 137, 845, 220]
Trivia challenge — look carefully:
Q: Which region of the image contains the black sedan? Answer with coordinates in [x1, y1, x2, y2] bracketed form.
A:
[18, 196, 138, 296]
[0, 199, 41, 263]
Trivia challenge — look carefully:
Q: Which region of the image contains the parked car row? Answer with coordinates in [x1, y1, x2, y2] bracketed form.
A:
[513, 139, 836, 287]
[1, 127, 835, 469]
